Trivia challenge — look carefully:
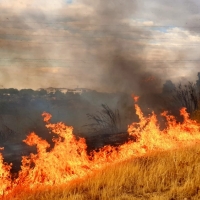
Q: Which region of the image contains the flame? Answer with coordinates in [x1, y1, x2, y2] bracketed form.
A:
[1, 97, 200, 196]
[131, 94, 139, 103]
[0, 148, 12, 196]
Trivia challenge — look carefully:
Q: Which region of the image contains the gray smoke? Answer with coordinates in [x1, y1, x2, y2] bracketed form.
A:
[1, 0, 199, 90]
[75, 0, 162, 94]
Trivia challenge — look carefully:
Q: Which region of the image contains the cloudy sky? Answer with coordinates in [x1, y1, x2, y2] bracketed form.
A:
[0, 0, 200, 92]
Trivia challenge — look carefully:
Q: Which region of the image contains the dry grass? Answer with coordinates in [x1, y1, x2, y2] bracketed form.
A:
[191, 109, 200, 123]
[3, 144, 200, 200]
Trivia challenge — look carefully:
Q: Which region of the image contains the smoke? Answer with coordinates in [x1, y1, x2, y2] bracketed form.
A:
[0, 0, 200, 90]
[71, 0, 162, 94]
[0, 0, 157, 91]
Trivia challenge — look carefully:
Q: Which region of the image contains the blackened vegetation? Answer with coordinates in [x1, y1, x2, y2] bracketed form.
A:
[173, 82, 199, 114]
[155, 73, 200, 127]
[0, 124, 18, 143]
[85, 104, 122, 135]
[162, 72, 200, 114]
[85, 132, 135, 152]
[84, 104, 135, 151]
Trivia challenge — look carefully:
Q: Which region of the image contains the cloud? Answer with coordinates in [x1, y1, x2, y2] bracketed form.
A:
[135, 0, 200, 33]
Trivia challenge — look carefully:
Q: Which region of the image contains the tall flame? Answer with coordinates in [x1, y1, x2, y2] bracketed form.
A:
[0, 96, 200, 196]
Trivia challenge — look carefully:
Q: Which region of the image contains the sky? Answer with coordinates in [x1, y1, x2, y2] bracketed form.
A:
[0, 0, 200, 91]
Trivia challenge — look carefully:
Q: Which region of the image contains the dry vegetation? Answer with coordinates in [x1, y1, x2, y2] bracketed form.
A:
[3, 144, 200, 200]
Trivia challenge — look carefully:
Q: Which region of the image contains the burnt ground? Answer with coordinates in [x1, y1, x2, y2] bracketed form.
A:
[85, 132, 135, 151]
[1, 132, 136, 175]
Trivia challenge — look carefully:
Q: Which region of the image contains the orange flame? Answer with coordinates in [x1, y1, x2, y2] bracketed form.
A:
[0, 149, 12, 196]
[1, 97, 200, 196]
[131, 94, 139, 103]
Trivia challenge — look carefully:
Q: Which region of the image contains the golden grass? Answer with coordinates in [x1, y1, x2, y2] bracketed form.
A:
[3, 144, 200, 200]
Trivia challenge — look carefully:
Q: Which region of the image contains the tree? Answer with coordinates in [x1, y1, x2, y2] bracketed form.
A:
[55, 90, 65, 99]
[0, 88, 19, 95]
[36, 89, 47, 96]
[19, 89, 35, 96]
[173, 82, 199, 114]
[162, 80, 176, 95]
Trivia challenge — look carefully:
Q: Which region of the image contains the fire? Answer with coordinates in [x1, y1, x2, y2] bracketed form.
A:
[1, 97, 200, 197]
[131, 94, 139, 103]
[0, 149, 12, 196]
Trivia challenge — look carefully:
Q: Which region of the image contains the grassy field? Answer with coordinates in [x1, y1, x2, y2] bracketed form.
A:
[3, 144, 200, 200]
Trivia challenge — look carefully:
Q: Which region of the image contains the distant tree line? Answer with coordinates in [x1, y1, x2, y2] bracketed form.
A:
[0, 88, 48, 96]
